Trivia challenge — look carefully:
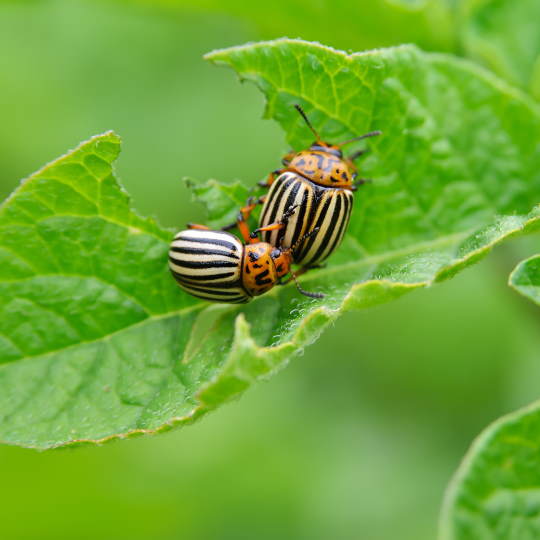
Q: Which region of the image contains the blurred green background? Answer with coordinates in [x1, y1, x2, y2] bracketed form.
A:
[1, 1, 540, 539]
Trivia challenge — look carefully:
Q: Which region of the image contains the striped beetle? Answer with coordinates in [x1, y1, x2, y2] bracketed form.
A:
[169, 205, 323, 303]
[230, 105, 380, 271]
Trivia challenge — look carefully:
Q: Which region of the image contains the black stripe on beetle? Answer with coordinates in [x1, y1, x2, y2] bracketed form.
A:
[310, 194, 342, 263]
[168, 256, 238, 269]
[174, 234, 238, 252]
[259, 172, 354, 266]
[170, 246, 240, 260]
[171, 270, 237, 282]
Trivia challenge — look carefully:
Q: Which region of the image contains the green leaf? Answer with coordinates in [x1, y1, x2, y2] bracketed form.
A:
[205, 40, 540, 268]
[440, 400, 540, 539]
[0, 133, 307, 450]
[3, 39, 540, 450]
[460, 0, 540, 100]
[186, 177, 249, 230]
[509, 255, 540, 306]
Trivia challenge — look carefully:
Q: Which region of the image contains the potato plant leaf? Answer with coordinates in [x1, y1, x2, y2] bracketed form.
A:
[509, 255, 540, 306]
[440, 400, 540, 539]
[2, 39, 540, 449]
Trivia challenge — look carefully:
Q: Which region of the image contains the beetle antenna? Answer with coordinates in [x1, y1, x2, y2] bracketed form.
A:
[294, 104, 320, 140]
[291, 271, 325, 299]
[337, 130, 382, 147]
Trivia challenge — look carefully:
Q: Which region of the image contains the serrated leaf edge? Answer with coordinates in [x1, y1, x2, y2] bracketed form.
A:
[205, 38, 540, 115]
[1, 131, 119, 211]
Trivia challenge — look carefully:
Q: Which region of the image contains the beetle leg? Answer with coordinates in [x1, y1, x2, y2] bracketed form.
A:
[279, 263, 324, 285]
[237, 196, 263, 244]
[249, 204, 298, 239]
[258, 169, 285, 188]
[352, 177, 372, 191]
[281, 150, 296, 167]
[250, 222, 284, 237]
[278, 265, 325, 298]
[221, 195, 267, 243]
[291, 271, 325, 299]
[186, 223, 211, 230]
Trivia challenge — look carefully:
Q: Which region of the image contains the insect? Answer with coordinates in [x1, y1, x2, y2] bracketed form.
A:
[229, 104, 381, 272]
[169, 206, 323, 303]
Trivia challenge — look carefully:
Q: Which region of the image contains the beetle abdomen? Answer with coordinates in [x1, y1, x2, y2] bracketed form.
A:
[295, 187, 353, 266]
[169, 229, 250, 303]
[259, 172, 353, 266]
[259, 172, 313, 250]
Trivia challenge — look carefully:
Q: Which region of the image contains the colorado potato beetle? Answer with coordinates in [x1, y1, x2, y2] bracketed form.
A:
[169, 206, 323, 303]
[230, 105, 381, 270]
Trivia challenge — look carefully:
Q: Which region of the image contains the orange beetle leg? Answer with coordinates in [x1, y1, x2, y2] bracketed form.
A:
[238, 220, 255, 244]
[249, 222, 284, 240]
[253, 222, 284, 234]
[187, 223, 210, 230]
[249, 204, 299, 240]
[281, 151, 296, 167]
[220, 195, 267, 243]
[230, 195, 266, 243]
[259, 155, 296, 188]
[258, 168, 285, 188]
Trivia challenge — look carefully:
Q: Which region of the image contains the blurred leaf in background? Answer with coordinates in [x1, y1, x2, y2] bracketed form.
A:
[441, 400, 540, 538]
[2, 1, 540, 539]
[510, 255, 540, 306]
[157, 0, 458, 53]
[459, 0, 540, 99]
[153, 0, 540, 99]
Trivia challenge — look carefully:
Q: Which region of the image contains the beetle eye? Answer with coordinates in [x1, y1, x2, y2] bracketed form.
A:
[271, 249, 281, 258]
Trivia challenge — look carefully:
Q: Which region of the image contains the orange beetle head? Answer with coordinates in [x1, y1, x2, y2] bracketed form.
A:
[269, 247, 293, 279]
[242, 243, 292, 297]
[242, 237, 325, 301]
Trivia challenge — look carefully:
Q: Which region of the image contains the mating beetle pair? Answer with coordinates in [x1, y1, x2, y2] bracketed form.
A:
[169, 105, 381, 303]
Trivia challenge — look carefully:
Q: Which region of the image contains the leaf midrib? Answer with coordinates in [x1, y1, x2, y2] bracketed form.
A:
[0, 303, 207, 366]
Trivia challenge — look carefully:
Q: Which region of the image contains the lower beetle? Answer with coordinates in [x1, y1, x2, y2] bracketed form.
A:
[169, 206, 323, 303]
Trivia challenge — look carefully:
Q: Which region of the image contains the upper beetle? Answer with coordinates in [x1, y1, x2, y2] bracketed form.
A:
[230, 104, 381, 271]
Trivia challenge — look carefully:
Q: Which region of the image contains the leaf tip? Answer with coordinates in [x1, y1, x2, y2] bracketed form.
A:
[204, 37, 351, 65]
[508, 254, 540, 306]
